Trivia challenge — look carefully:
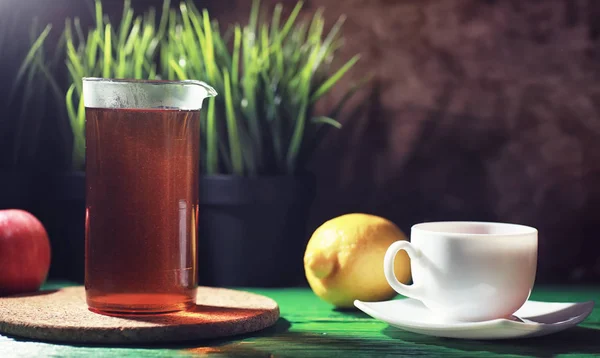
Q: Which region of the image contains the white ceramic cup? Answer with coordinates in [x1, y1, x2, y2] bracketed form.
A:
[384, 221, 538, 322]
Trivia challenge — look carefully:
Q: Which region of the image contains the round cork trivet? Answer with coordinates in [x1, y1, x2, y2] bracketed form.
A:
[0, 286, 279, 344]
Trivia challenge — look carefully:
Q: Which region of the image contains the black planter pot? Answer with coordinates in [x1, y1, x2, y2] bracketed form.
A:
[0, 171, 35, 211]
[37, 172, 86, 283]
[198, 174, 316, 287]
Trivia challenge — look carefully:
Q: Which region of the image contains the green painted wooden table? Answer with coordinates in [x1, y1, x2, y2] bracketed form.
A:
[0, 282, 599, 357]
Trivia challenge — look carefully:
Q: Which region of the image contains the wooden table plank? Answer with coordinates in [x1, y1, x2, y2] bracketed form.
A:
[0, 283, 599, 357]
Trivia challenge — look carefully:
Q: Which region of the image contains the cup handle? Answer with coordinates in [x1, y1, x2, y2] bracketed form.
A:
[384, 240, 424, 300]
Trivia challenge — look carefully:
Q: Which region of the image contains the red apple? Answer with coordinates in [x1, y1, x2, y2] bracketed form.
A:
[0, 209, 51, 296]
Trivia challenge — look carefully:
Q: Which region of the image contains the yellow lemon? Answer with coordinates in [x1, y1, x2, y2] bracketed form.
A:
[304, 213, 411, 308]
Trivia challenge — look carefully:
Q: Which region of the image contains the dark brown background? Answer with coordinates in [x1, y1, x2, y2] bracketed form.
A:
[3, 0, 600, 283]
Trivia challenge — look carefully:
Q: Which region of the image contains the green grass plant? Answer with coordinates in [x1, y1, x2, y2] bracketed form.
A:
[165, 0, 362, 175]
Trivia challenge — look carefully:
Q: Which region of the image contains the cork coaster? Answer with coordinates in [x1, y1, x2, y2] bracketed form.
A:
[0, 286, 279, 344]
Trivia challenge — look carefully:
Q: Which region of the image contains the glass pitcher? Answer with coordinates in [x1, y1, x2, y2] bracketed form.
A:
[82, 78, 216, 314]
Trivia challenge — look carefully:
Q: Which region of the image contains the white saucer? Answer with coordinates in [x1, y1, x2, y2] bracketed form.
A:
[354, 298, 595, 340]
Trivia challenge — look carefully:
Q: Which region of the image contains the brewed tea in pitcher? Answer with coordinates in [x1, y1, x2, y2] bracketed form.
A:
[83, 78, 216, 314]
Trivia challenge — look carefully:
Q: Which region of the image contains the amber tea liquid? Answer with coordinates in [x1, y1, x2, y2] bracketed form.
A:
[85, 107, 199, 314]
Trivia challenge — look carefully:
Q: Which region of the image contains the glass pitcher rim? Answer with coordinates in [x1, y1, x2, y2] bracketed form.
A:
[84, 77, 203, 84]
[83, 77, 216, 93]
[82, 77, 217, 110]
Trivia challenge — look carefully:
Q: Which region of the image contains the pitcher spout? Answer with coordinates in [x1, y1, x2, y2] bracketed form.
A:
[185, 80, 218, 98]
